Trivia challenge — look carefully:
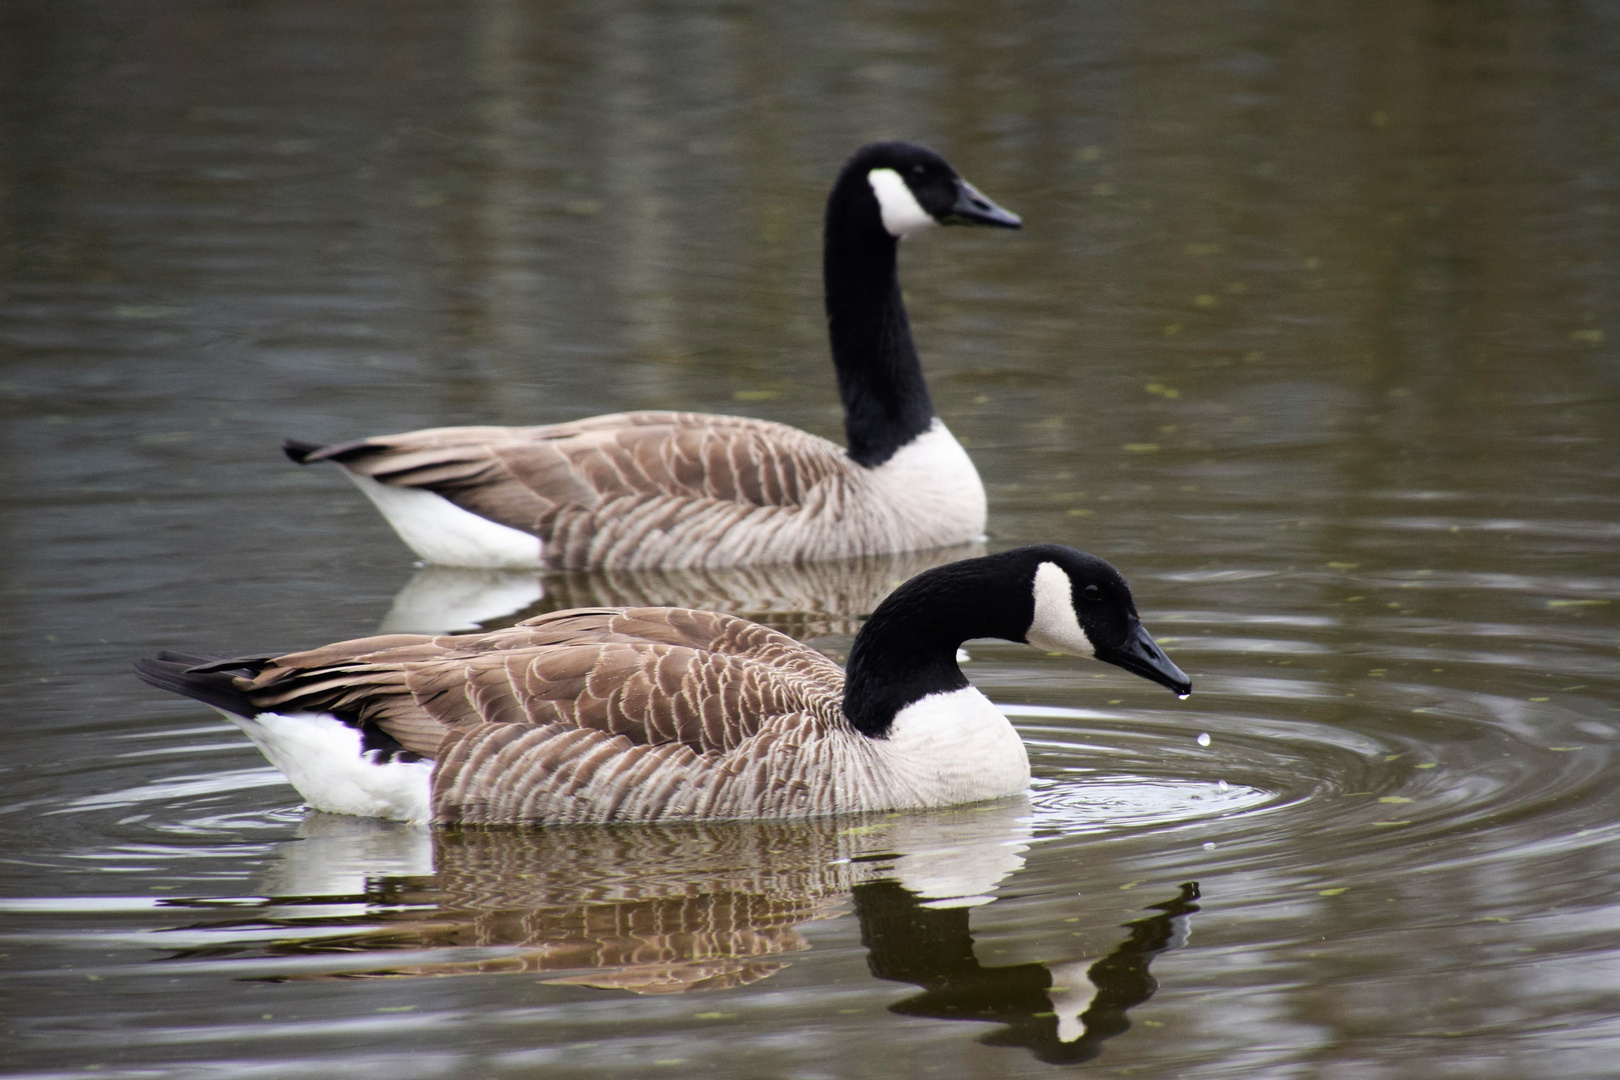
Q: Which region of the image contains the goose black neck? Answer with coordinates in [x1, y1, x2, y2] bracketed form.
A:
[842, 550, 1037, 738]
[824, 172, 936, 468]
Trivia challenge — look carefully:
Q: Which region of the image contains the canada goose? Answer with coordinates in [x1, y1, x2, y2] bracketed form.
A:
[283, 142, 1021, 569]
[134, 545, 1190, 824]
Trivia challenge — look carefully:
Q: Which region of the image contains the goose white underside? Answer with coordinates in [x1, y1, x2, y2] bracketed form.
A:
[346, 473, 543, 569]
[212, 708, 433, 823]
[876, 687, 1030, 806]
[865, 420, 988, 544]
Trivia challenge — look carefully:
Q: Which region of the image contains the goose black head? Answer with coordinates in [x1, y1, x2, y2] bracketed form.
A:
[841, 141, 1022, 239]
[842, 545, 1189, 737]
[1019, 545, 1192, 697]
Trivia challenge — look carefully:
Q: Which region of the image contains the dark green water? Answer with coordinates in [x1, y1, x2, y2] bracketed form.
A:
[2, 1, 1618, 1076]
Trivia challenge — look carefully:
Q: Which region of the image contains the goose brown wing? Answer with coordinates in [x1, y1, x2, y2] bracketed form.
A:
[230, 608, 846, 761]
[304, 412, 851, 561]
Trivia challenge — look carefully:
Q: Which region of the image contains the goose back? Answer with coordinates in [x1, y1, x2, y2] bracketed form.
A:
[211, 607, 928, 823]
[311, 411, 984, 569]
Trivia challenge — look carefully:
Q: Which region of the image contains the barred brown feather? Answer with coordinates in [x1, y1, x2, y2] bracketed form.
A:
[316, 411, 983, 569]
[221, 607, 868, 823]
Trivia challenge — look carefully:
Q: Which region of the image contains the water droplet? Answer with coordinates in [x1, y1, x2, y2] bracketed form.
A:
[1218, 780, 1229, 792]
[1178, 693, 1191, 701]
[1196, 732, 1211, 747]
[1202, 841, 1216, 850]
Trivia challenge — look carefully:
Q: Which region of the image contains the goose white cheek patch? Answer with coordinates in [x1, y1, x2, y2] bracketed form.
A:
[868, 168, 938, 238]
[1025, 561, 1095, 657]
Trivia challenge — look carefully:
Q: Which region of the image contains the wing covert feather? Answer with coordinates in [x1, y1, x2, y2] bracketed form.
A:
[226, 608, 845, 764]
[319, 413, 854, 565]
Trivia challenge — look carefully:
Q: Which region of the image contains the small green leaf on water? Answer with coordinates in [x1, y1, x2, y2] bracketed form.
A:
[1372, 820, 1410, 826]
[695, 1012, 737, 1021]
[1548, 747, 1580, 752]
[1378, 796, 1412, 804]
[376, 1006, 415, 1013]
[1119, 881, 1141, 891]
[1547, 599, 1608, 608]
[733, 389, 779, 401]
[1530, 697, 1550, 702]
[1415, 763, 1437, 769]
[1327, 562, 1358, 570]
[1318, 888, 1347, 897]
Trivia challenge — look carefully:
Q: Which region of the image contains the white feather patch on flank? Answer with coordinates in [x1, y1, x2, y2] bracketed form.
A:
[876, 686, 1030, 805]
[1025, 561, 1095, 657]
[212, 709, 433, 823]
[867, 168, 938, 238]
[344, 473, 543, 569]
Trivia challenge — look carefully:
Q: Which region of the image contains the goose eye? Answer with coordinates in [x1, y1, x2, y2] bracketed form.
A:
[1082, 584, 1102, 603]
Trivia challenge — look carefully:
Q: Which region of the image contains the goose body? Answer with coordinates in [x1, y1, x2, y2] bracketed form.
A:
[285, 142, 1021, 569]
[135, 546, 1190, 825]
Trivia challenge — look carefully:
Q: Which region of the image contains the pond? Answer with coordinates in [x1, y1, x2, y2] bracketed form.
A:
[2, 1, 1618, 1077]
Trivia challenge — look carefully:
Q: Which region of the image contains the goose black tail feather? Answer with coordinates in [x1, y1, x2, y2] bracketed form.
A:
[282, 437, 381, 466]
[134, 652, 273, 719]
[282, 438, 325, 464]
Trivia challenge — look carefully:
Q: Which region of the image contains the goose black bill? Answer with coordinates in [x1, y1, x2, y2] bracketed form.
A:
[945, 179, 1022, 228]
[1096, 621, 1192, 696]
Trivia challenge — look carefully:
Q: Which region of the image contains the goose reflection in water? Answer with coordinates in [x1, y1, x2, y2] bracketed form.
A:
[858, 878, 1200, 1065]
[163, 805, 1197, 1064]
[377, 543, 984, 638]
